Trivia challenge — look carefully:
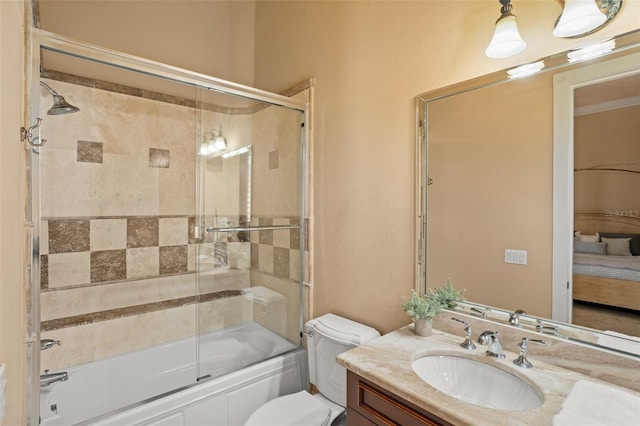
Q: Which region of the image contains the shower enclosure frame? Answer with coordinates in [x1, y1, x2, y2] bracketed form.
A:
[26, 27, 311, 423]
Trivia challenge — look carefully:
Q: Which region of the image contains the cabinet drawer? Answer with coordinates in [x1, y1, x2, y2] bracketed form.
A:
[346, 407, 376, 426]
[347, 371, 449, 426]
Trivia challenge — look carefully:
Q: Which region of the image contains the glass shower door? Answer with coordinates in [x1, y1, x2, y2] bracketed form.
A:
[195, 88, 307, 380]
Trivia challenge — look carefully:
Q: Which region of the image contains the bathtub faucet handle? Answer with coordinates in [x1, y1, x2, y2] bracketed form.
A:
[41, 339, 61, 351]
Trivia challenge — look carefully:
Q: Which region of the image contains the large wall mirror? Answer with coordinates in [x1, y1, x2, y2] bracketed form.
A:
[416, 30, 640, 356]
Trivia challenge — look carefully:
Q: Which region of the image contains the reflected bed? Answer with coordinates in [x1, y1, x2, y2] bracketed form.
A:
[573, 213, 640, 312]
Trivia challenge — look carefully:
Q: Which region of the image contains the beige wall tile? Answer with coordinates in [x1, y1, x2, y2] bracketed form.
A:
[288, 250, 309, 283]
[149, 148, 170, 168]
[272, 226, 290, 248]
[188, 243, 196, 272]
[159, 245, 188, 274]
[48, 218, 90, 254]
[164, 304, 197, 342]
[91, 249, 127, 283]
[77, 140, 103, 163]
[41, 273, 197, 321]
[273, 247, 289, 278]
[197, 269, 250, 294]
[159, 217, 188, 246]
[126, 247, 159, 279]
[48, 252, 90, 288]
[227, 242, 250, 269]
[250, 271, 301, 343]
[41, 324, 96, 371]
[127, 217, 159, 248]
[92, 310, 168, 360]
[41, 148, 93, 217]
[197, 296, 252, 334]
[258, 244, 273, 274]
[41, 219, 49, 255]
[90, 218, 127, 251]
[94, 154, 160, 216]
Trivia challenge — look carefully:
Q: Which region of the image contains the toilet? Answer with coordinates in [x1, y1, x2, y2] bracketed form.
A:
[244, 313, 380, 426]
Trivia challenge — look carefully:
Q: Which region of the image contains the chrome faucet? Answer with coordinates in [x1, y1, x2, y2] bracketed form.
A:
[40, 339, 61, 351]
[477, 331, 505, 358]
[40, 370, 68, 387]
[509, 309, 526, 326]
[513, 337, 546, 368]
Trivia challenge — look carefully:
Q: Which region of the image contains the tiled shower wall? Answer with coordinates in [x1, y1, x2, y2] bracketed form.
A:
[41, 216, 196, 289]
[39, 76, 310, 371]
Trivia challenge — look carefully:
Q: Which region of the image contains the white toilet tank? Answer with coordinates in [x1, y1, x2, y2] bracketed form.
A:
[306, 314, 380, 408]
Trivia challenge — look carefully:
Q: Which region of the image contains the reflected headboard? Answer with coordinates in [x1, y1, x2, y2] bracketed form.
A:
[574, 211, 640, 235]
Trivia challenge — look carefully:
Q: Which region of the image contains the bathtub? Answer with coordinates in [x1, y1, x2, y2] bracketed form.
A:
[40, 322, 307, 426]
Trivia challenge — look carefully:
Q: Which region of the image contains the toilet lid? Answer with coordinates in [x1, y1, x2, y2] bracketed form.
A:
[245, 391, 331, 426]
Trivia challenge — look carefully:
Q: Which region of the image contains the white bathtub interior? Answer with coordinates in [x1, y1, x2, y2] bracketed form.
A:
[40, 322, 304, 426]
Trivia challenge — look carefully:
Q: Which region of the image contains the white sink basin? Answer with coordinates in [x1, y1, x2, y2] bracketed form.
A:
[411, 355, 543, 410]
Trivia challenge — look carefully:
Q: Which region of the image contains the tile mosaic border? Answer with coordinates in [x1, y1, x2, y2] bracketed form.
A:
[41, 215, 308, 290]
[41, 289, 242, 332]
[41, 215, 196, 289]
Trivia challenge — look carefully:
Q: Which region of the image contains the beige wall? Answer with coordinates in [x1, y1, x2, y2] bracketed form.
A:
[0, 1, 28, 425]
[38, 0, 256, 87]
[252, 1, 640, 334]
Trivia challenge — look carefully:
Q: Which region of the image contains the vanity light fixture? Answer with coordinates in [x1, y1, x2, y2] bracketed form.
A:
[553, 0, 621, 38]
[567, 39, 615, 62]
[485, 0, 622, 60]
[507, 61, 545, 79]
[485, 0, 527, 59]
[200, 125, 228, 156]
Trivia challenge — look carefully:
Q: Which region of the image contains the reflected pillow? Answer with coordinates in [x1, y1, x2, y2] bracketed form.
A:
[574, 240, 608, 255]
[579, 233, 600, 243]
[599, 233, 640, 256]
[601, 237, 632, 256]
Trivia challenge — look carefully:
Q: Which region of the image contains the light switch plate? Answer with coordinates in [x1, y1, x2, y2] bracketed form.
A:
[505, 249, 527, 265]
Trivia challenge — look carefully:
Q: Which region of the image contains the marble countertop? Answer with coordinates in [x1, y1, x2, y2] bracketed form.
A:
[336, 325, 640, 426]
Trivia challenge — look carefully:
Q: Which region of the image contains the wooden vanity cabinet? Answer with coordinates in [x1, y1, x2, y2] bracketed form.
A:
[346, 371, 452, 426]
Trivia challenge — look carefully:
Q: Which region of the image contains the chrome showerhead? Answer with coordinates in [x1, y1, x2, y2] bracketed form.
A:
[40, 81, 80, 115]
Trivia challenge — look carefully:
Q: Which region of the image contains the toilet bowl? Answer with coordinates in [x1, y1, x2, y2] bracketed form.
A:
[244, 313, 380, 426]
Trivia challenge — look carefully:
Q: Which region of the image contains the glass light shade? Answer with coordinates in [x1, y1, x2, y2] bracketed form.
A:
[213, 136, 227, 151]
[485, 15, 526, 59]
[199, 142, 209, 156]
[553, 0, 606, 38]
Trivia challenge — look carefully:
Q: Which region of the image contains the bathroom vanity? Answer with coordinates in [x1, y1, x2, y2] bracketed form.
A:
[337, 313, 640, 426]
[346, 371, 449, 425]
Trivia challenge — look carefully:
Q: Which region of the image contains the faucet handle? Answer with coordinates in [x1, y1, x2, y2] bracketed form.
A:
[470, 307, 491, 318]
[451, 317, 477, 350]
[41, 339, 61, 351]
[513, 337, 546, 368]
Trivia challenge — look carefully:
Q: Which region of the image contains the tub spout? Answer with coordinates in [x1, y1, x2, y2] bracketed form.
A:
[40, 370, 68, 387]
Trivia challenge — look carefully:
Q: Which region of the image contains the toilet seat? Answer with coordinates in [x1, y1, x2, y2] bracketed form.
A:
[244, 390, 332, 426]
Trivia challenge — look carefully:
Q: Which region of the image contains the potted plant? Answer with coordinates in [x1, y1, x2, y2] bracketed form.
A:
[401, 290, 443, 337]
[427, 278, 465, 309]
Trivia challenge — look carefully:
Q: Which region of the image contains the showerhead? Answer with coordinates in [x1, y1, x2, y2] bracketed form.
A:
[40, 81, 80, 115]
